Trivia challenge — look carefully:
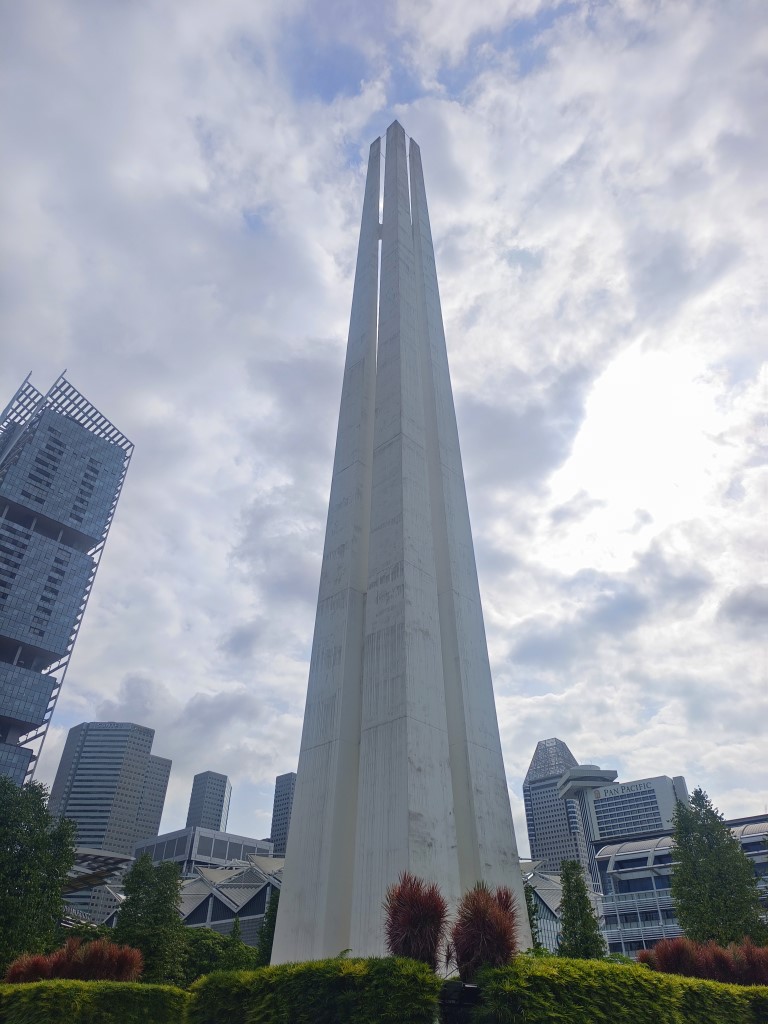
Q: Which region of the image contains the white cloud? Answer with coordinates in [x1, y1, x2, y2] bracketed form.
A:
[1, 0, 765, 851]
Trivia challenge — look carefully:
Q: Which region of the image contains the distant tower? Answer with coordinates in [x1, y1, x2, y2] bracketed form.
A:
[523, 738, 595, 875]
[523, 737, 687, 889]
[0, 375, 132, 784]
[49, 721, 171, 855]
[270, 771, 296, 857]
[186, 770, 231, 832]
[272, 122, 531, 963]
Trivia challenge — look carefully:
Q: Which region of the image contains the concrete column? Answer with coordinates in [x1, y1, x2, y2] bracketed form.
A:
[271, 138, 380, 963]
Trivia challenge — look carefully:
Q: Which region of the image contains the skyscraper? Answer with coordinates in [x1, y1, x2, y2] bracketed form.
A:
[523, 736, 689, 887]
[49, 721, 171, 856]
[186, 770, 231, 831]
[272, 122, 530, 963]
[270, 771, 296, 857]
[523, 738, 615, 876]
[0, 375, 132, 784]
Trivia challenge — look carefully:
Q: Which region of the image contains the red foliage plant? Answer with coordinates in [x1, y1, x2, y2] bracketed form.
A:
[636, 948, 656, 969]
[4, 954, 52, 984]
[4, 938, 143, 984]
[383, 872, 448, 972]
[638, 936, 768, 986]
[651, 937, 700, 978]
[450, 882, 519, 984]
[731, 939, 768, 987]
[696, 940, 736, 985]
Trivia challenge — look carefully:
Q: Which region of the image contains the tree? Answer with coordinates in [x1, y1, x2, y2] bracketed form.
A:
[255, 887, 280, 967]
[0, 777, 76, 972]
[671, 787, 766, 945]
[181, 928, 230, 986]
[180, 924, 261, 986]
[230, 915, 242, 943]
[557, 860, 606, 959]
[524, 881, 543, 950]
[113, 854, 185, 984]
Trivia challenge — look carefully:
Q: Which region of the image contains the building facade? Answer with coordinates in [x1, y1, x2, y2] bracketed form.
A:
[186, 770, 231, 831]
[273, 122, 530, 964]
[597, 816, 768, 955]
[269, 771, 295, 857]
[523, 737, 689, 887]
[48, 721, 171, 856]
[0, 375, 132, 784]
[521, 860, 564, 953]
[523, 738, 609, 875]
[135, 825, 273, 875]
[99, 854, 283, 945]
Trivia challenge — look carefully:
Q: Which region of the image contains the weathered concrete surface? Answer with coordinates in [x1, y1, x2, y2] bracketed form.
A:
[271, 123, 531, 964]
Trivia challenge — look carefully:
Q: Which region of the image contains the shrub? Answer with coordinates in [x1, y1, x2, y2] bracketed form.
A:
[696, 940, 737, 985]
[188, 956, 441, 1024]
[181, 927, 261, 987]
[0, 979, 189, 1024]
[652, 937, 701, 978]
[4, 938, 143, 983]
[383, 871, 448, 970]
[640, 935, 768, 987]
[450, 882, 518, 983]
[731, 939, 768, 987]
[4, 954, 52, 983]
[473, 956, 768, 1024]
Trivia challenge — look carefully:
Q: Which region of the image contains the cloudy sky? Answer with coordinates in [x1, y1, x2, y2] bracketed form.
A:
[1, 0, 766, 851]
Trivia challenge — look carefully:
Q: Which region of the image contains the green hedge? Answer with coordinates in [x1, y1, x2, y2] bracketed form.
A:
[473, 957, 768, 1024]
[188, 956, 442, 1024]
[0, 979, 190, 1024]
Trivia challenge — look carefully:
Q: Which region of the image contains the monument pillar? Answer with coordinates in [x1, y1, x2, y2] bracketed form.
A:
[272, 122, 531, 963]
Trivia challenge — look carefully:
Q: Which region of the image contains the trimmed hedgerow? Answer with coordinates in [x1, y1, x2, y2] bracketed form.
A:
[472, 956, 768, 1024]
[188, 956, 441, 1024]
[0, 979, 189, 1024]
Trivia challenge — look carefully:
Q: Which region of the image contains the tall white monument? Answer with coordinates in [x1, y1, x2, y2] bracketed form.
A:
[272, 121, 531, 963]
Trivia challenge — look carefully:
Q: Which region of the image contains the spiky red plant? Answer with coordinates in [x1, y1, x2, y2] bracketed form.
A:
[46, 939, 84, 979]
[4, 937, 143, 983]
[4, 953, 52, 984]
[652, 937, 699, 977]
[696, 940, 736, 984]
[450, 883, 519, 983]
[383, 871, 448, 971]
[636, 948, 657, 970]
[731, 939, 768, 986]
[77, 938, 143, 981]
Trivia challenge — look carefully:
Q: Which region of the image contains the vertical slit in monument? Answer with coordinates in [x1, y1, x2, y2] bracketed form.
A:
[404, 129, 413, 226]
[375, 134, 383, 374]
[380, 132, 385, 218]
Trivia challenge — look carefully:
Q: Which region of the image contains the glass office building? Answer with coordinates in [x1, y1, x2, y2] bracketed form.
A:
[0, 375, 132, 783]
[186, 770, 232, 831]
[48, 721, 171, 856]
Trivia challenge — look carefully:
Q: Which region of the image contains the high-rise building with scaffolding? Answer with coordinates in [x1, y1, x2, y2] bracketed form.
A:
[0, 374, 132, 784]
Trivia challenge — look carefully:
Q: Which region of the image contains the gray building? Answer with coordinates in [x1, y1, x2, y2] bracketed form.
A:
[523, 738, 604, 875]
[135, 825, 273, 875]
[186, 770, 231, 831]
[523, 737, 689, 887]
[0, 375, 132, 784]
[99, 854, 283, 945]
[598, 815, 768, 956]
[49, 721, 171, 856]
[270, 771, 296, 857]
